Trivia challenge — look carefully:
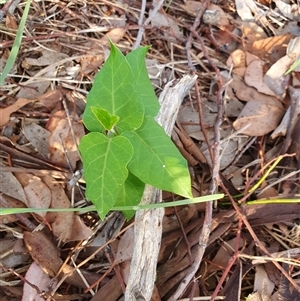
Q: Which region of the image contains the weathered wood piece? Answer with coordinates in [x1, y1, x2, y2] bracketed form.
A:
[125, 74, 197, 301]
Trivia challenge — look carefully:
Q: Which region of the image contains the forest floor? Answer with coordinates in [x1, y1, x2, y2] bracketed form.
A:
[1, 0, 300, 300]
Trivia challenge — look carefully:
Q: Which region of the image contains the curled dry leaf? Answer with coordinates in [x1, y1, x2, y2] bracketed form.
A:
[233, 99, 285, 136]
[271, 106, 291, 139]
[0, 98, 34, 127]
[235, 0, 258, 21]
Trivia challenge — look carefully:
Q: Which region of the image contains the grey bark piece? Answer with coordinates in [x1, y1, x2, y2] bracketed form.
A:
[124, 74, 197, 301]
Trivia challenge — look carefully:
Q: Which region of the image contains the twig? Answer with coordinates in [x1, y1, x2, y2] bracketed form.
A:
[133, 0, 165, 49]
[167, 2, 214, 300]
[220, 182, 300, 295]
[174, 206, 192, 265]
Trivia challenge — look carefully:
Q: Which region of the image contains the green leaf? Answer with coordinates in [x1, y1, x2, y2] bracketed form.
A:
[91, 107, 120, 131]
[115, 172, 145, 220]
[126, 47, 160, 117]
[122, 116, 192, 198]
[82, 42, 144, 133]
[78, 132, 133, 219]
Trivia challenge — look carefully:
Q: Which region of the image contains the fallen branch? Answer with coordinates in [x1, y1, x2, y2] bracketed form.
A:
[124, 74, 197, 301]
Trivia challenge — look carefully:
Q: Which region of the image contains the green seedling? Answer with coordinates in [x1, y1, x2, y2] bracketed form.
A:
[78, 42, 195, 219]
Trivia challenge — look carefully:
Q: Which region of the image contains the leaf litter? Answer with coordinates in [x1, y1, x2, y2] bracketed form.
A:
[0, 0, 300, 300]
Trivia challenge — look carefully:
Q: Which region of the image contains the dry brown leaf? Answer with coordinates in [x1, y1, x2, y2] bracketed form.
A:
[23, 231, 63, 277]
[23, 121, 51, 158]
[114, 227, 134, 264]
[0, 194, 28, 224]
[0, 167, 27, 203]
[228, 74, 279, 104]
[47, 110, 84, 170]
[208, 237, 245, 272]
[80, 27, 126, 75]
[264, 55, 292, 98]
[242, 22, 268, 43]
[5, 15, 18, 30]
[203, 3, 230, 26]
[23, 176, 51, 218]
[250, 34, 294, 64]
[0, 98, 34, 127]
[244, 60, 277, 96]
[245, 51, 261, 66]
[178, 104, 217, 141]
[226, 49, 247, 69]
[253, 265, 274, 300]
[22, 262, 56, 301]
[42, 176, 74, 242]
[16, 69, 57, 99]
[183, 1, 229, 26]
[38, 90, 63, 110]
[68, 215, 93, 241]
[233, 99, 285, 136]
[150, 11, 183, 42]
[0, 236, 30, 269]
[235, 0, 258, 21]
[22, 49, 69, 68]
[257, 181, 278, 199]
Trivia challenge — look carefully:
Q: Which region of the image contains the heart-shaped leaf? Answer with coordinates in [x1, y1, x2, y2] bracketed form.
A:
[122, 116, 192, 198]
[79, 132, 133, 219]
[82, 42, 144, 133]
[115, 172, 145, 220]
[91, 107, 120, 131]
[126, 47, 160, 117]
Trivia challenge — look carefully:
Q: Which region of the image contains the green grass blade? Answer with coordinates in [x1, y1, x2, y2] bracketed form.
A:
[0, 0, 32, 86]
[0, 194, 224, 215]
